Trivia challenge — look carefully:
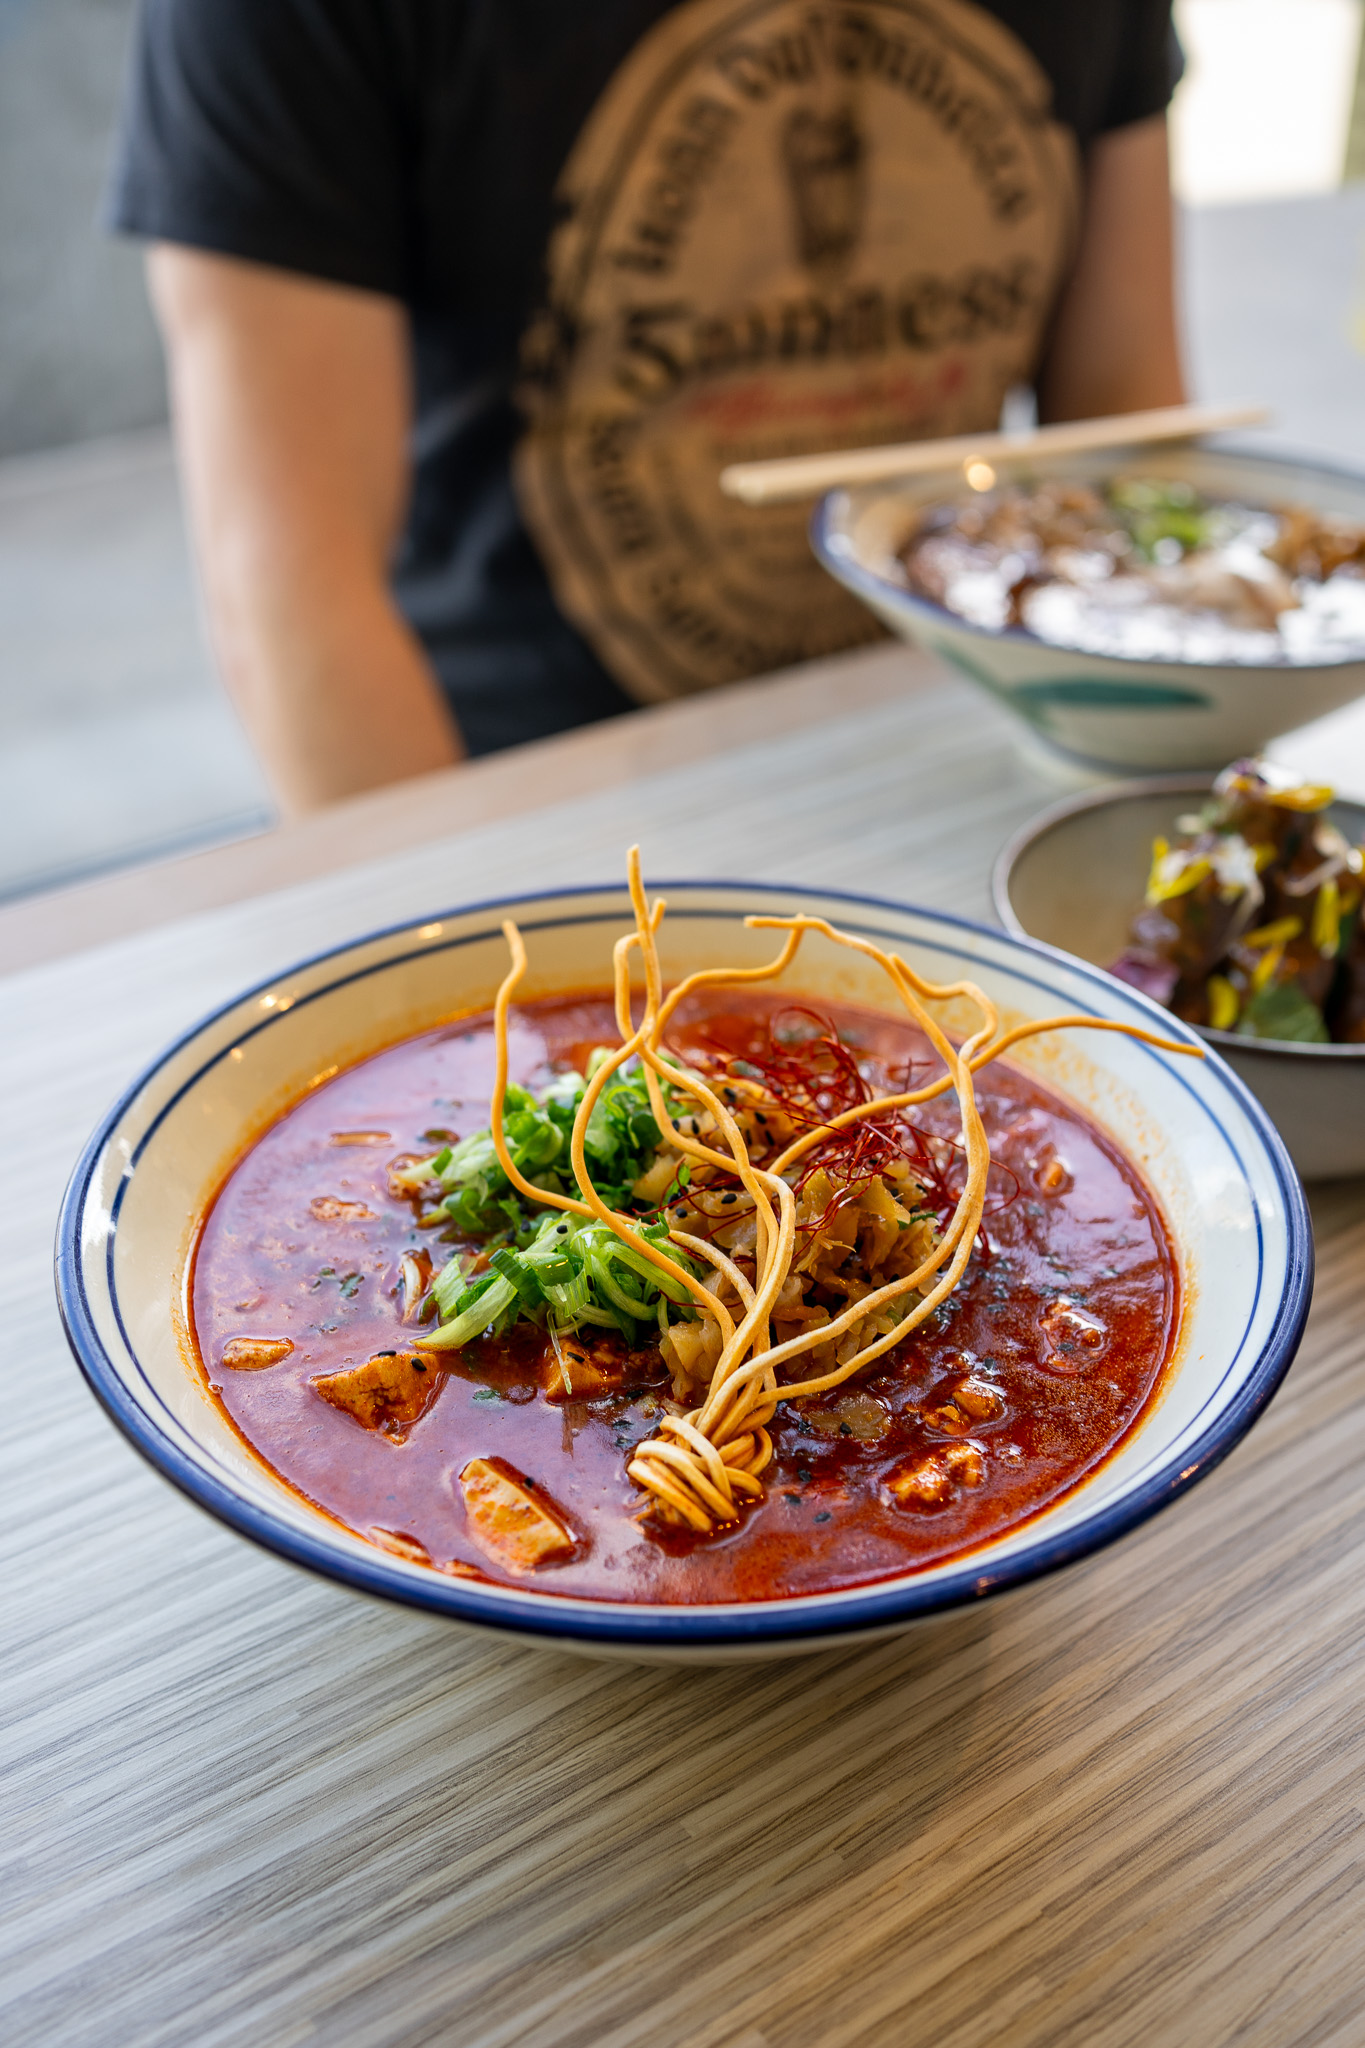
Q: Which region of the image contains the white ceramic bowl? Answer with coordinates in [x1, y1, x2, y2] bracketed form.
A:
[993, 778, 1365, 1181]
[812, 443, 1365, 774]
[57, 882, 1312, 1662]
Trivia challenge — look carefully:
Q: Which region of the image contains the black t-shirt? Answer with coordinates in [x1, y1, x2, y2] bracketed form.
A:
[110, 0, 1180, 754]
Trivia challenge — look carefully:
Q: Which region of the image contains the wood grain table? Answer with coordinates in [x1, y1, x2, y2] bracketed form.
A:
[4, 645, 1365, 2048]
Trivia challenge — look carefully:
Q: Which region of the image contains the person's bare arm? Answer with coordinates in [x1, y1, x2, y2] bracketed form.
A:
[1037, 112, 1185, 423]
[148, 246, 462, 816]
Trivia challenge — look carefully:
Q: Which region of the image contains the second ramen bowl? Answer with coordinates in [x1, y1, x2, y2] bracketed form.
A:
[57, 882, 1311, 1662]
[812, 443, 1365, 774]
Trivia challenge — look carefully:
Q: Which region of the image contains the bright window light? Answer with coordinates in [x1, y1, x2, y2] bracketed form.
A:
[1171, 0, 1362, 205]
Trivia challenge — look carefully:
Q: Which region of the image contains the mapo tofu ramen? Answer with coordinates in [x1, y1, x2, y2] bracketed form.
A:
[191, 880, 1188, 1605]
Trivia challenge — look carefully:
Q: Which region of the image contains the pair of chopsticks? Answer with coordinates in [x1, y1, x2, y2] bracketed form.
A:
[718, 401, 1271, 506]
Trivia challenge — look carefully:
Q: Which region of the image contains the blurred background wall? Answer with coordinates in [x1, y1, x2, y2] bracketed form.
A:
[0, 0, 164, 455]
[4, 0, 1365, 901]
[6, 0, 1365, 459]
[0, 0, 272, 902]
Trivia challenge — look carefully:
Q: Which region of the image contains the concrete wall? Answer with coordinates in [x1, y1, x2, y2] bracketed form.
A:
[0, 0, 167, 456]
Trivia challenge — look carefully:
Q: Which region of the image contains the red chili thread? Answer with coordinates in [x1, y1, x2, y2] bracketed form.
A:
[672, 1008, 1017, 1257]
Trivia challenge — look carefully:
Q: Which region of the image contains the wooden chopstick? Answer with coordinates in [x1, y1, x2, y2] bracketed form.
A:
[718, 401, 1272, 506]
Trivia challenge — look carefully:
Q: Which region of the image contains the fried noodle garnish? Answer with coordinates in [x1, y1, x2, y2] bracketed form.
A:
[488, 851, 1202, 1535]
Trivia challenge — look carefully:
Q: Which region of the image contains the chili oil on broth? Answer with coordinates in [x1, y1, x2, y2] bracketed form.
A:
[190, 991, 1178, 1605]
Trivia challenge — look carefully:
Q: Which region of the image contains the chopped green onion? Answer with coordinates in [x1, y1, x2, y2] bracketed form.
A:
[544, 1271, 592, 1320]
[418, 1272, 517, 1350]
[399, 1066, 706, 1353]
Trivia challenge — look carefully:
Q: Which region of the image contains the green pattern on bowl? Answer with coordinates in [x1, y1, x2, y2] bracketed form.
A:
[934, 642, 1213, 719]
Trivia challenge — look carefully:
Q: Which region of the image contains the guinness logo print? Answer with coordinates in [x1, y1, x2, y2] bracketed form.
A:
[515, 0, 1080, 703]
[782, 105, 868, 275]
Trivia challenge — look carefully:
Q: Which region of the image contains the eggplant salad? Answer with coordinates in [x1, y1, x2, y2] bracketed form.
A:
[1112, 761, 1365, 1044]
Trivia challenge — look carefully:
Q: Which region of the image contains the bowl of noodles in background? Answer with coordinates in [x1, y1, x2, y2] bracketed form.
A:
[811, 443, 1365, 776]
[56, 879, 1312, 1662]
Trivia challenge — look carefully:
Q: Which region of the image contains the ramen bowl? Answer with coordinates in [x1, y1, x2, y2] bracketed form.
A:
[56, 882, 1311, 1662]
[812, 443, 1365, 774]
[993, 777, 1365, 1180]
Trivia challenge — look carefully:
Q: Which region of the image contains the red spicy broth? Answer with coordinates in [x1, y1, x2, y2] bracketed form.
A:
[190, 991, 1179, 1604]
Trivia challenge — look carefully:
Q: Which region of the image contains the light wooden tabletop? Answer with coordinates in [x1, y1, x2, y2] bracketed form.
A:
[4, 645, 1364, 2048]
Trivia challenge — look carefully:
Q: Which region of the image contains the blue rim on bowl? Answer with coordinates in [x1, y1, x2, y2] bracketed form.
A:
[55, 882, 1315, 1654]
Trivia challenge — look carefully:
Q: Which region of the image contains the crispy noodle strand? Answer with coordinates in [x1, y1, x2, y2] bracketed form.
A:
[489, 854, 1203, 1536]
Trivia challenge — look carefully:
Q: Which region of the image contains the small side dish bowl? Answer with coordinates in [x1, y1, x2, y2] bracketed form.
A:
[812, 443, 1365, 774]
[994, 777, 1365, 1180]
[57, 882, 1311, 1661]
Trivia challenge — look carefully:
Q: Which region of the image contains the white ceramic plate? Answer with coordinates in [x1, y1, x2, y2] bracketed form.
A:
[57, 882, 1312, 1662]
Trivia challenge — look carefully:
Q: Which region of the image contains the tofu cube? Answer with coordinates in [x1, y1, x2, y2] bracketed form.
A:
[540, 1336, 629, 1402]
[313, 1350, 440, 1437]
[953, 1376, 1005, 1424]
[883, 1440, 986, 1510]
[367, 1527, 432, 1566]
[459, 1458, 576, 1572]
[220, 1336, 294, 1371]
[883, 1454, 953, 1508]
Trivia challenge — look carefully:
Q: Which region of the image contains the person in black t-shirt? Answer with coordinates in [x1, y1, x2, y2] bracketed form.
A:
[109, 0, 1185, 813]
